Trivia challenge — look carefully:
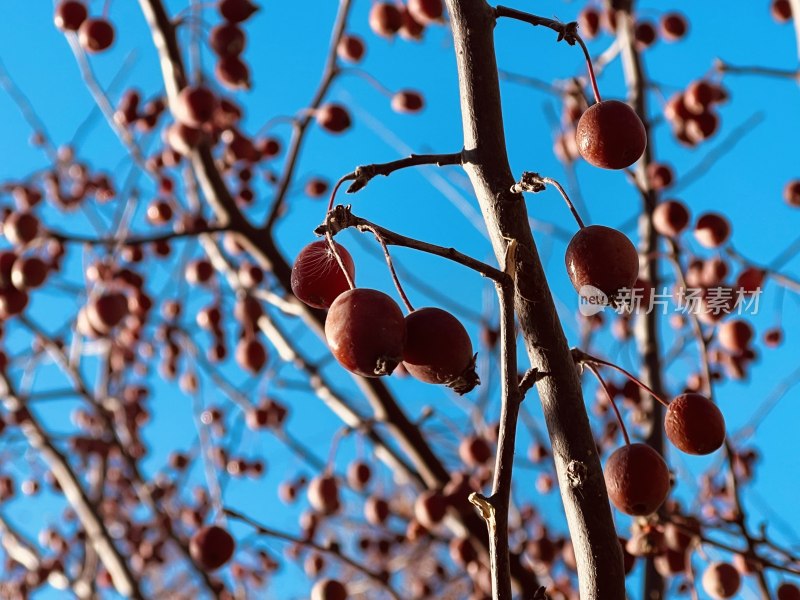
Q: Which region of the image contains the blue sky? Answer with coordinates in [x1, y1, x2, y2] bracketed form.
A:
[0, 1, 799, 598]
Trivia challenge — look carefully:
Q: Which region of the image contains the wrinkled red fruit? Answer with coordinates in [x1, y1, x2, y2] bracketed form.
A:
[576, 100, 647, 169]
[325, 288, 405, 377]
[219, 0, 259, 23]
[408, 0, 444, 24]
[369, 3, 403, 37]
[604, 443, 670, 516]
[565, 225, 639, 299]
[702, 562, 741, 599]
[190, 525, 235, 570]
[290, 240, 355, 309]
[402, 307, 478, 393]
[78, 19, 115, 53]
[316, 104, 351, 133]
[54, 1, 87, 31]
[652, 200, 690, 237]
[665, 393, 726, 455]
[694, 212, 731, 248]
[311, 579, 348, 600]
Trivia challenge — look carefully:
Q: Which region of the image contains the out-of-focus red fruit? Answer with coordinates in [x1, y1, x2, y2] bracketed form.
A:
[646, 162, 674, 190]
[78, 19, 115, 53]
[307, 475, 341, 515]
[347, 461, 372, 491]
[777, 583, 800, 600]
[235, 337, 267, 373]
[652, 200, 690, 237]
[458, 436, 492, 466]
[660, 12, 688, 41]
[771, 0, 793, 23]
[391, 90, 424, 113]
[702, 562, 741, 599]
[215, 56, 251, 90]
[718, 319, 753, 353]
[399, 8, 425, 40]
[11, 256, 48, 290]
[414, 490, 447, 528]
[4, 212, 40, 246]
[407, 0, 444, 24]
[784, 180, 800, 207]
[190, 525, 235, 570]
[316, 104, 351, 133]
[665, 393, 726, 455]
[54, 1, 88, 31]
[369, 3, 403, 37]
[694, 212, 731, 248]
[305, 178, 329, 198]
[219, 0, 259, 23]
[87, 292, 128, 333]
[176, 86, 218, 128]
[604, 443, 670, 516]
[402, 307, 478, 393]
[735, 267, 765, 295]
[325, 288, 405, 377]
[764, 327, 783, 348]
[311, 579, 348, 600]
[210, 23, 246, 57]
[634, 21, 658, 48]
[578, 8, 601, 39]
[576, 100, 647, 169]
[290, 240, 355, 309]
[337, 34, 365, 63]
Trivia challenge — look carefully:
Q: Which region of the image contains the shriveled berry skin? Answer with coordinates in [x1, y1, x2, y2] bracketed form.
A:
[189, 525, 235, 570]
[291, 241, 355, 309]
[604, 443, 670, 516]
[565, 225, 639, 299]
[325, 288, 405, 377]
[402, 307, 478, 393]
[665, 393, 725, 455]
[576, 100, 647, 169]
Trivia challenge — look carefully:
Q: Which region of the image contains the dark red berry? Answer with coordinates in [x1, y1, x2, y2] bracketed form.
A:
[565, 225, 639, 299]
[653, 200, 690, 237]
[576, 100, 647, 169]
[290, 240, 355, 309]
[369, 3, 403, 37]
[665, 393, 726, 455]
[316, 104, 351, 133]
[311, 579, 348, 600]
[771, 0, 793, 23]
[660, 12, 688, 41]
[694, 212, 730, 248]
[210, 23, 246, 57]
[702, 562, 741, 599]
[190, 525, 235, 571]
[325, 288, 405, 377]
[391, 90, 424, 113]
[604, 443, 670, 516]
[402, 307, 478, 394]
[578, 8, 601, 39]
[784, 180, 800, 207]
[176, 86, 217, 128]
[54, 1, 88, 32]
[215, 56, 251, 90]
[307, 475, 341, 515]
[337, 35, 365, 63]
[407, 0, 444, 24]
[219, 0, 259, 23]
[78, 19, 115, 53]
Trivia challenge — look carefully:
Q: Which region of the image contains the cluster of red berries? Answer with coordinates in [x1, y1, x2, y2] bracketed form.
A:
[0, 212, 51, 318]
[211, 0, 259, 90]
[368, 0, 445, 42]
[665, 79, 728, 147]
[578, 7, 688, 43]
[604, 391, 725, 517]
[54, 1, 115, 53]
[290, 240, 479, 393]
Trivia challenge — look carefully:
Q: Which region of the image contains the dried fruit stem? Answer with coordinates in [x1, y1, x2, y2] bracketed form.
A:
[360, 224, 415, 312]
[585, 362, 631, 446]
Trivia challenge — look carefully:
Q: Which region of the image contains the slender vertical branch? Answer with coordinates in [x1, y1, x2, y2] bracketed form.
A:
[445, 1, 625, 597]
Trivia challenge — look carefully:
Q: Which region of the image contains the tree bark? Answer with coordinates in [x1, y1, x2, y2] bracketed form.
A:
[444, 1, 626, 597]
